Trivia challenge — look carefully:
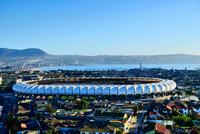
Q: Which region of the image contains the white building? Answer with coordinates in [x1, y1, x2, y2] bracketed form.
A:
[13, 78, 177, 96]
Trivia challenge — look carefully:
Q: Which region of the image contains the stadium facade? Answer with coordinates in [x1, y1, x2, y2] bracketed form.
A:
[13, 77, 176, 96]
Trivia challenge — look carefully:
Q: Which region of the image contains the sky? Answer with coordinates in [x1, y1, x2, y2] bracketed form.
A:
[0, 0, 200, 55]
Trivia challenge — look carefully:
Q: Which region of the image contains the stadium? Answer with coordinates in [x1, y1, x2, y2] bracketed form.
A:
[13, 77, 176, 96]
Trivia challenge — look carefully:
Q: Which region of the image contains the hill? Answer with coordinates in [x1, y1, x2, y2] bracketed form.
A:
[1, 48, 200, 67]
[0, 48, 48, 57]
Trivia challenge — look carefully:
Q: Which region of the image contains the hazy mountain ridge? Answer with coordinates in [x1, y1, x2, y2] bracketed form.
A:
[0, 48, 200, 67]
[0, 48, 48, 57]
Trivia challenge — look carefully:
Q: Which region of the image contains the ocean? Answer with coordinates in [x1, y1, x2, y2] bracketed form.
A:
[41, 64, 200, 71]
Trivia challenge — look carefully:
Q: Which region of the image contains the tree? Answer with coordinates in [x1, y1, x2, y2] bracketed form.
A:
[134, 94, 142, 99]
[81, 99, 89, 109]
[160, 92, 165, 97]
[46, 103, 56, 113]
[133, 105, 139, 115]
[47, 96, 53, 100]
[174, 115, 193, 127]
[110, 94, 117, 101]
[169, 92, 175, 96]
[61, 96, 68, 100]
[176, 91, 182, 100]
[155, 93, 161, 97]
[150, 93, 155, 98]
[185, 90, 193, 101]
[89, 96, 96, 101]
[166, 125, 172, 130]
[119, 94, 126, 100]
[76, 99, 89, 109]
[163, 99, 170, 105]
[7, 113, 19, 134]
[46, 126, 57, 134]
[115, 128, 123, 134]
[68, 96, 74, 101]
[143, 94, 148, 99]
[127, 94, 134, 101]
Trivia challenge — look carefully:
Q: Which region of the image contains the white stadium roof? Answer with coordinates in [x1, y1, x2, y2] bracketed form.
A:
[13, 78, 176, 95]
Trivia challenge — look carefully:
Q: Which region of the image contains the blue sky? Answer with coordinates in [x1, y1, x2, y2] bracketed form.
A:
[0, 0, 200, 55]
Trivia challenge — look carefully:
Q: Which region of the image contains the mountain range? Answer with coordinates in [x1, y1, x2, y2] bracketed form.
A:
[0, 48, 48, 57]
[0, 48, 200, 67]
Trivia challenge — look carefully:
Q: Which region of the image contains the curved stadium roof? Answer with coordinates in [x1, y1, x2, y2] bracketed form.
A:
[13, 77, 176, 95]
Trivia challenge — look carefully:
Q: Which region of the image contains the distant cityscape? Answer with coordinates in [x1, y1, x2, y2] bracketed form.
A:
[2, 48, 200, 72]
